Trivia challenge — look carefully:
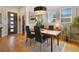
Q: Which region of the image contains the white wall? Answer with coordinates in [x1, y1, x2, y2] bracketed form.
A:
[25, 6, 36, 30]
[3, 7, 19, 37]
[18, 7, 26, 34]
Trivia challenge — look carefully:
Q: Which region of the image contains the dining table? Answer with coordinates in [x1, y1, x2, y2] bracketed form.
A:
[31, 29, 61, 52]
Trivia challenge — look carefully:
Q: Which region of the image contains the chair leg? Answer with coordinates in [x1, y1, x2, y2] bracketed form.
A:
[40, 43, 42, 52]
[47, 39, 49, 47]
[34, 39, 36, 48]
[30, 39, 32, 46]
[26, 38, 28, 42]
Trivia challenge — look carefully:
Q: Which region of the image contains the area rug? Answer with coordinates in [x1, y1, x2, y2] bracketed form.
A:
[23, 39, 65, 52]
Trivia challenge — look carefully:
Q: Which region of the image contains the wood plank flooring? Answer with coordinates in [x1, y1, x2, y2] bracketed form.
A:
[0, 34, 79, 52]
[0, 34, 31, 52]
[64, 41, 79, 52]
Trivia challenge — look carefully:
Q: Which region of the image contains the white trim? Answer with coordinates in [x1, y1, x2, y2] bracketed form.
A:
[61, 16, 72, 18]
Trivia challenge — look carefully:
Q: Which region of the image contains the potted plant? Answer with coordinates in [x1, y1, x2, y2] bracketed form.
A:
[35, 15, 42, 27]
[62, 16, 79, 42]
[72, 16, 79, 28]
[62, 25, 69, 41]
[62, 25, 76, 41]
[71, 16, 79, 40]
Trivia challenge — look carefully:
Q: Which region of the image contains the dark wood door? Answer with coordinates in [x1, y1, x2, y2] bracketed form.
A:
[8, 12, 17, 35]
[22, 16, 25, 35]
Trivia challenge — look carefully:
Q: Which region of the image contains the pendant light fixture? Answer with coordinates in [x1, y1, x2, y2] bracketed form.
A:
[34, 6, 47, 15]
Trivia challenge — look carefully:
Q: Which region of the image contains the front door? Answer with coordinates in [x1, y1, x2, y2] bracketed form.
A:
[8, 12, 17, 35]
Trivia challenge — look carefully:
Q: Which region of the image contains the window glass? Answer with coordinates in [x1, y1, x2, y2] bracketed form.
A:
[61, 8, 71, 17]
[10, 29, 14, 32]
[48, 10, 56, 23]
[61, 7, 72, 22]
[10, 18, 14, 20]
[10, 25, 14, 28]
[10, 22, 14, 24]
[61, 18, 71, 22]
[10, 14, 14, 17]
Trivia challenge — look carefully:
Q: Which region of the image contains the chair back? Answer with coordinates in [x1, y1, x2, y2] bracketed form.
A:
[26, 26, 32, 38]
[40, 25, 44, 29]
[49, 25, 54, 30]
[34, 26, 42, 42]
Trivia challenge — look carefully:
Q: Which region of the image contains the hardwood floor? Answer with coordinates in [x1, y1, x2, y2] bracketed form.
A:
[0, 34, 79, 52]
[0, 34, 31, 52]
[64, 41, 79, 52]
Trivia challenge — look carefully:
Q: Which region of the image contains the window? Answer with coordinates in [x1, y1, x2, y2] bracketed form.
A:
[10, 25, 14, 28]
[10, 14, 14, 17]
[10, 29, 14, 32]
[10, 22, 14, 24]
[48, 10, 56, 23]
[61, 7, 72, 22]
[10, 18, 14, 20]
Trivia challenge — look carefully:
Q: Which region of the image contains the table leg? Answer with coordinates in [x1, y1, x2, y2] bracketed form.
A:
[51, 36, 53, 52]
[57, 36, 59, 46]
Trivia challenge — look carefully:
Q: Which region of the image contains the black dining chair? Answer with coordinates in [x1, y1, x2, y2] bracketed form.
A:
[46, 25, 54, 38]
[26, 26, 35, 46]
[34, 26, 48, 51]
[48, 25, 54, 30]
[40, 25, 44, 29]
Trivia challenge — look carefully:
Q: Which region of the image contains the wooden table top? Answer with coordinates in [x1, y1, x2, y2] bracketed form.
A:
[31, 28, 61, 36]
[41, 29, 61, 36]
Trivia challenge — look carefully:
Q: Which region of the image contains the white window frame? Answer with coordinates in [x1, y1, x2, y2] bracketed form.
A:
[60, 7, 72, 23]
